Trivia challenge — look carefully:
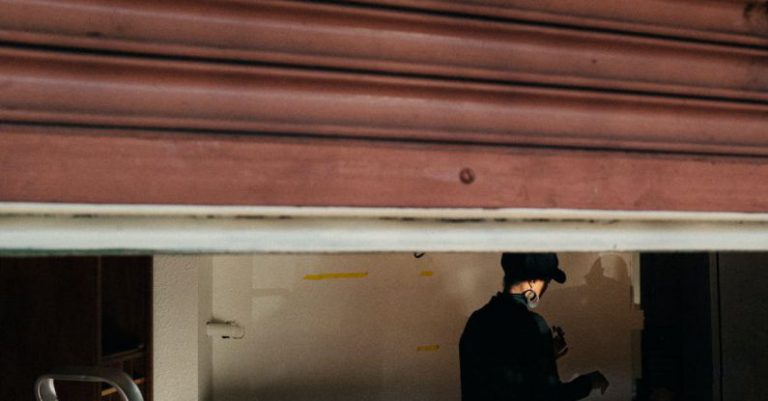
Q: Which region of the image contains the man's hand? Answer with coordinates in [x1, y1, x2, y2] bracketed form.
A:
[585, 371, 610, 395]
[552, 326, 568, 359]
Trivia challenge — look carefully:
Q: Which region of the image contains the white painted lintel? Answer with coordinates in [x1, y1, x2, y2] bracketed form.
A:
[1, 203, 768, 254]
[4, 202, 768, 222]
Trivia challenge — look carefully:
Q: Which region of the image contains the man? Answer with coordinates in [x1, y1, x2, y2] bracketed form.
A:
[459, 253, 609, 401]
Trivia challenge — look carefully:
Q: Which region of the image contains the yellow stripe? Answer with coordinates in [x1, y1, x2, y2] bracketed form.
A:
[419, 270, 434, 277]
[303, 272, 368, 280]
[416, 345, 440, 352]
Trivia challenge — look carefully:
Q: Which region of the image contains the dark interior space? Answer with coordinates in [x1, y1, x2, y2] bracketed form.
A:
[0, 256, 152, 401]
[2, 252, 768, 401]
[637, 252, 768, 401]
[638, 253, 714, 401]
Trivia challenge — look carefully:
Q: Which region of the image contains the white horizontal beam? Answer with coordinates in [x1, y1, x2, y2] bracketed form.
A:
[2, 203, 768, 254]
[4, 202, 768, 222]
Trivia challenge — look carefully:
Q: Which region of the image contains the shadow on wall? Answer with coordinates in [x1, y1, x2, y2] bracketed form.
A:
[212, 253, 499, 401]
[210, 253, 639, 401]
[539, 253, 643, 401]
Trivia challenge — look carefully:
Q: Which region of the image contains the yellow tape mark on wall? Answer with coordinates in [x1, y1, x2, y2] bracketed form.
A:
[416, 345, 440, 352]
[419, 270, 434, 277]
[303, 272, 369, 281]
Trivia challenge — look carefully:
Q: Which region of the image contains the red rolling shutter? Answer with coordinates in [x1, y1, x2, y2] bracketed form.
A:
[0, 0, 766, 212]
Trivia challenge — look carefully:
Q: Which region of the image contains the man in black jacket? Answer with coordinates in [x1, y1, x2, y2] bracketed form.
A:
[459, 253, 609, 401]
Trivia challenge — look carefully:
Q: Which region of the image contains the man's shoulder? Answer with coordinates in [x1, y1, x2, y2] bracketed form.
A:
[462, 299, 495, 334]
[465, 295, 519, 328]
[466, 298, 497, 322]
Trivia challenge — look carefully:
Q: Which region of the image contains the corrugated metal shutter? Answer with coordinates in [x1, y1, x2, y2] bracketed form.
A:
[0, 0, 766, 212]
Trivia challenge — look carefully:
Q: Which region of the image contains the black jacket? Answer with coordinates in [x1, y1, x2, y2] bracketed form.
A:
[459, 292, 592, 401]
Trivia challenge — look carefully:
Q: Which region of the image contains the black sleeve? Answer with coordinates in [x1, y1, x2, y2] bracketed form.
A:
[461, 303, 593, 401]
[529, 374, 593, 401]
[489, 364, 592, 401]
[490, 314, 594, 401]
[460, 313, 491, 401]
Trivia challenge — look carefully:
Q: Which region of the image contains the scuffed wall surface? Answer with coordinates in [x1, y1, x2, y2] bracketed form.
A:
[211, 252, 640, 401]
[198, 257, 214, 401]
[154, 255, 213, 401]
[211, 253, 497, 401]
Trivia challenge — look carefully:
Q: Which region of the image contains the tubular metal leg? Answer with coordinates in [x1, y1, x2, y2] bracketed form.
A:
[35, 366, 144, 401]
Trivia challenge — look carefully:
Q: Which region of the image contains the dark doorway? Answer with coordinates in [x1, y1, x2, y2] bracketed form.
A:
[639, 253, 715, 401]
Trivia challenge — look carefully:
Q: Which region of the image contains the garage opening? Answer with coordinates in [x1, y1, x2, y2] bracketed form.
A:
[3, 251, 766, 401]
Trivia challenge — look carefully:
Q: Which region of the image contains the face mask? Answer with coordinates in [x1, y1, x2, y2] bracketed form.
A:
[522, 283, 540, 309]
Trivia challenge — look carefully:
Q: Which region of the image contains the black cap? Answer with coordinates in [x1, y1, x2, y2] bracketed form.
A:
[501, 253, 567, 284]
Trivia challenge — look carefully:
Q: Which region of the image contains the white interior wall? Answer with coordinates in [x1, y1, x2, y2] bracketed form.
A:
[153, 255, 213, 401]
[209, 252, 641, 401]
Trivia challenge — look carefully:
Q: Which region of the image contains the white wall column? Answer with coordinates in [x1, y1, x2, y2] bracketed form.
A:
[153, 255, 213, 401]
